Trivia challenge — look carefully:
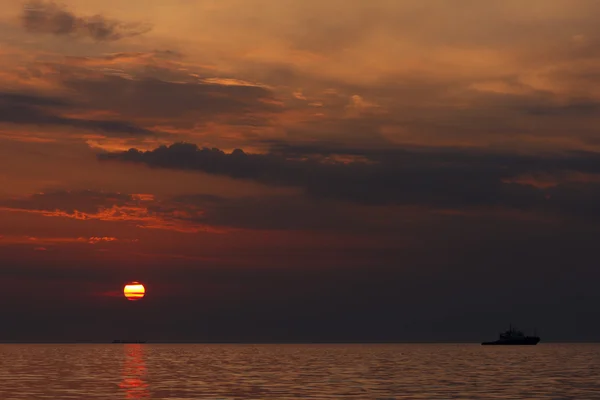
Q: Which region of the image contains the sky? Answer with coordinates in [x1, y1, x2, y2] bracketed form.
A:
[1, 0, 600, 342]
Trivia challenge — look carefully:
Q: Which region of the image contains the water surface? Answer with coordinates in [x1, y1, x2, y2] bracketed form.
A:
[0, 343, 599, 399]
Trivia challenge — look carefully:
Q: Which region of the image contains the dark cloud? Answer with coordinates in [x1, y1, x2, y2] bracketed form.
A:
[524, 100, 600, 117]
[0, 92, 69, 108]
[97, 142, 600, 219]
[61, 75, 280, 122]
[21, 0, 152, 41]
[2, 57, 278, 134]
[0, 91, 156, 136]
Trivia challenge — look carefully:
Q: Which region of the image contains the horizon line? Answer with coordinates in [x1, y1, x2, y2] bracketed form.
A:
[0, 340, 598, 345]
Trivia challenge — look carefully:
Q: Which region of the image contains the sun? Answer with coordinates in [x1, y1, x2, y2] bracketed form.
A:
[123, 282, 145, 301]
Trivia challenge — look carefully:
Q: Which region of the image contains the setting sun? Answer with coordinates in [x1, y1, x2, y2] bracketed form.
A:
[123, 282, 145, 301]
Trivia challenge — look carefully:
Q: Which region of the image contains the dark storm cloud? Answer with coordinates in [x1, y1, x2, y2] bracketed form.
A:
[0, 90, 156, 136]
[97, 142, 600, 217]
[21, 0, 152, 41]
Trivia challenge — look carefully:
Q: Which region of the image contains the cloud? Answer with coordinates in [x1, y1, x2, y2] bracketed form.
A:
[0, 91, 157, 136]
[158, 0, 600, 150]
[21, 0, 152, 41]
[61, 74, 281, 123]
[63, 50, 184, 67]
[1, 57, 282, 139]
[0, 190, 232, 234]
[0, 92, 69, 108]
[523, 100, 600, 117]
[97, 142, 600, 219]
[0, 50, 283, 142]
[0, 234, 120, 246]
[10, 0, 600, 151]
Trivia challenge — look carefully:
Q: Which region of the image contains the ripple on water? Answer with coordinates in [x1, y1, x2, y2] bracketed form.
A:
[0, 344, 600, 399]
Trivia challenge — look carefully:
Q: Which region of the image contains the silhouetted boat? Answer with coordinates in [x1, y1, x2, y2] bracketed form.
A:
[482, 324, 540, 345]
[112, 339, 147, 344]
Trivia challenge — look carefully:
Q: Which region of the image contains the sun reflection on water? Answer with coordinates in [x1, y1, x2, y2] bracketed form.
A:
[119, 344, 149, 399]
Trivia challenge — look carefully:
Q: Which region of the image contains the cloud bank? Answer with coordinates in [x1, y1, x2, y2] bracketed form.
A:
[98, 142, 600, 219]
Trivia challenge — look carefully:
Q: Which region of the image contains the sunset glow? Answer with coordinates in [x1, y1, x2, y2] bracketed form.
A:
[123, 283, 145, 301]
[2, 0, 600, 343]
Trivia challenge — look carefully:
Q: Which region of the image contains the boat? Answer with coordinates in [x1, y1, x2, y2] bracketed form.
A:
[481, 324, 540, 345]
[112, 339, 147, 344]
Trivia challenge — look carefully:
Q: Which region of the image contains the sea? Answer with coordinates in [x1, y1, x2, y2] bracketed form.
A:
[0, 343, 599, 399]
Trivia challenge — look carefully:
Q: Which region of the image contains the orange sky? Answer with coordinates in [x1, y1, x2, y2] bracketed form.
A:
[2, 0, 600, 341]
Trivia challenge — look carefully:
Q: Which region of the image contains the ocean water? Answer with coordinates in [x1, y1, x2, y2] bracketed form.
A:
[0, 344, 599, 399]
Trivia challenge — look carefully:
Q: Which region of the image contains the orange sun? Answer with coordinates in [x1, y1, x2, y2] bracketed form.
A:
[123, 282, 145, 301]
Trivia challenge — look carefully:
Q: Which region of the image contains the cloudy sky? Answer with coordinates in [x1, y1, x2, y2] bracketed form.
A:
[1, 0, 600, 342]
